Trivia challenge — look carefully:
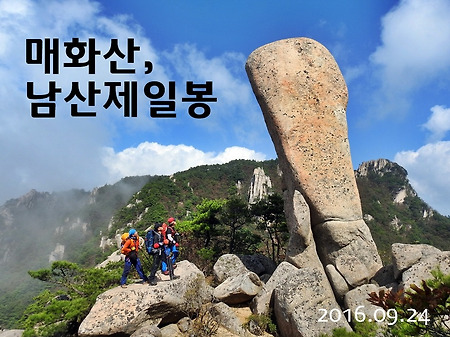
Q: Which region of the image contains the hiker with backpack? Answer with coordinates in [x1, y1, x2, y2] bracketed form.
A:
[120, 229, 149, 288]
[146, 223, 168, 285]
[161, 217, 180, 275]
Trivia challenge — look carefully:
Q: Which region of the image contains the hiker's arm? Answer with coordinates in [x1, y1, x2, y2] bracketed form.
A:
[167, 232, 174, 242]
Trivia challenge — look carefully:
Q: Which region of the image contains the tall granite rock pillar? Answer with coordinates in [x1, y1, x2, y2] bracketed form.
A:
[245, 38, 382, 287]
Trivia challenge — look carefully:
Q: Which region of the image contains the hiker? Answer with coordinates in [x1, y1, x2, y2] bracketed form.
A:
[161, 217, 180, 275]
[148, 223, 166, 285]
[120, 229, 148, 288]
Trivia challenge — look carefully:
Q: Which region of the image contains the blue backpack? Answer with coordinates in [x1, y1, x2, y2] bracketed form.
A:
[145, 230, 157, 255]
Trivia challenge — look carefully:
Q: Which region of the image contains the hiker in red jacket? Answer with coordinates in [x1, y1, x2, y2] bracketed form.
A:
[148, 223, 166, 285]
[161, 217, 180, 275]
[120, 229, 148, 287]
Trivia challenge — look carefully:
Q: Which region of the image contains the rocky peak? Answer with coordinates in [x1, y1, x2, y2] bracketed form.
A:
[355, 158, 421, 207]
[89, 188, 99, 204]
[248, 167, 272, 204]
[355, 158, 407, 178]
[14, 189, 52, 209]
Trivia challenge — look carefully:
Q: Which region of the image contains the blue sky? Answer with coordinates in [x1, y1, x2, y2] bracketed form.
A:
[1, 0, 450, 216]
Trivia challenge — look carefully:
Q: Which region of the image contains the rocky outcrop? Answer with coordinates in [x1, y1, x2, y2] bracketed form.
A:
[214, 271, 263, 304]
[77, 244, 448, 337]
[400, 249, 450, 288]
[391, 243, 442, 279]
[30, 36, 450, 337]
[48, 243, 65, 262]
[248, 167, 273, 204]
[274, 267, 352, 337]
[78, 260, 214, 336]
[246, 37, 382, 292]
[246, 38, 362, 222]
[355, 159, 418, 204]
[95, 249, 123, 268]
[213, 254, 276, 284]
[355, 159, 405, 178]
[0, 330, 24, 337]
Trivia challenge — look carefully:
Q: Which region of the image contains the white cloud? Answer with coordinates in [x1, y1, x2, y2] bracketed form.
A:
[395, 141, 450, 216]
[161, 43, 265, 145]
[102, 142, 266, 182]
[422, 105, 450, 142]
[343, 64, 366, 84]
[0, 0, 268, 205]
[163, 44, 250, 102]
[369, 0, 450, 115]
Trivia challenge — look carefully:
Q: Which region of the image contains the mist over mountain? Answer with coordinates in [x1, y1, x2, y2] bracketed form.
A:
[0, 176, 152, 327]
[0, 158, 449, 329]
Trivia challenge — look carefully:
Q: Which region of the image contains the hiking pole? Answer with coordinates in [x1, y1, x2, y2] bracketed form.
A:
[141, 252, 153, 276]
[162, 246, 174, 280]
[167, 251, 174, 280]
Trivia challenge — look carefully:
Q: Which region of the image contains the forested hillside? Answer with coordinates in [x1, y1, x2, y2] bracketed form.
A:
[106, 160, 281, 240]
[356, 159, 450, 261]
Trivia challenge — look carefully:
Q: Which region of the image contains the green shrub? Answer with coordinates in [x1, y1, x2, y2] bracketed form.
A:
[368, 267, 449, 337]
[20, 261, 121, 337]
[244, 313, 278, 335]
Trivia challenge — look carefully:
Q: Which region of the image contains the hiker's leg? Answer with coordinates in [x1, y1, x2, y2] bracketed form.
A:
[135, 258, 148, 282]
[161, 260, 167, 272]
[149, 254, 162, 285]
[161, 246, 171, 272]
[120, 258, 131, 285]
[163, 248, 175, 279]
[172, 246, 179, 265]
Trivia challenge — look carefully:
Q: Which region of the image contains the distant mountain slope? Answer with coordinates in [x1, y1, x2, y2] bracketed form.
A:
[107, 159, 281, 236]
[0, 175, 152, 328]
[356, 159, 450, 261]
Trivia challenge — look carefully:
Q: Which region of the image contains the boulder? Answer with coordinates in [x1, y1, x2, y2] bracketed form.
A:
[273, 267, 351, 337]
[130, 324, 162, 337]
[210, 302, 249, 336]
[160, 324, 183, 337]
[214, 271, 264, 305]
[245, 37, 361, 223]
[391, 243, 442, 279]
[325, 264, 349, 303]
[213, 254, 249, 283]
[344, 284, 389, 324]
[314, 219, 382, 283]
[284, 190, 324, 270]
[176, 317, 192, 334]
[239, 254, 277, 277]
[78, 260, 213, 336]
[335, 254, 370, 287]
[401, 251, 450, 289]
[250, 261, 298, 315]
